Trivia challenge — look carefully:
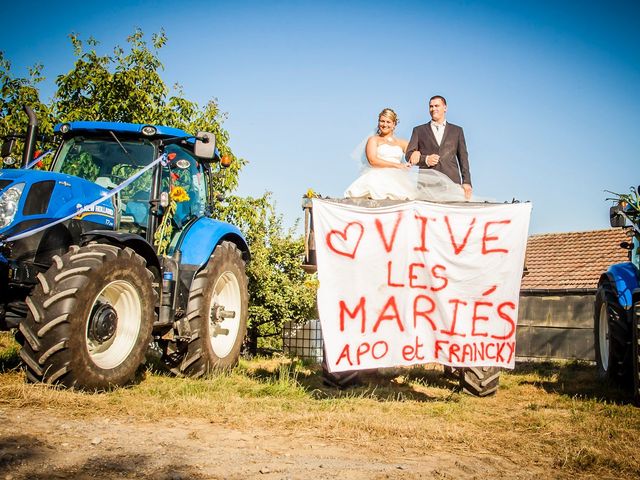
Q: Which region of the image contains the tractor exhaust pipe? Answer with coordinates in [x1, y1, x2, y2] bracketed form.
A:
[21, 105, 38, 169]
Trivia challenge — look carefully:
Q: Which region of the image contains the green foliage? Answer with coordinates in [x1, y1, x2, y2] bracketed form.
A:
[218, 193, 317, 354]
[0, 52, 55, 168]
[1, 30, 316, 353]
[154, 200, 177, 256]
[606, 186, 640, 217]
[2, 30, 244, 186]
[54, 30, 167, 124]
[52, 30, 245, 195]
[0, 332, 20, 371]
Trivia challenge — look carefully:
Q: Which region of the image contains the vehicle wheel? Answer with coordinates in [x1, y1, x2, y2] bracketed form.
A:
[632, 296, 640, 406]
[321, 348, 360, 389]
[18, 244, 155, 389]
[459, 367, 500, 397]
[443, 365, 460, 380]
[175, 241, 248, 377]
[322, 368, 361, 389]
[594, 279, 631, 384]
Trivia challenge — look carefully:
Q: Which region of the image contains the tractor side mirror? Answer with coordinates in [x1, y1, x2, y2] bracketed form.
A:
[194, 132, 216, 160]
[1, 137, 16, 158]
[609, 205, 627, 228]
[1, 137, 17, 166]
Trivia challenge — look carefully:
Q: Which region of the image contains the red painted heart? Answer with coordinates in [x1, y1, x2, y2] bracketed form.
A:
[326, 221, 364, 259]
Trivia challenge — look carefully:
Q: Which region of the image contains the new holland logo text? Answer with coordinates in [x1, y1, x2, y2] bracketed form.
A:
[74, 203, 115, 219]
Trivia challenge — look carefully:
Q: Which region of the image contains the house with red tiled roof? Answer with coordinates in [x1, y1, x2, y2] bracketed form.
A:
[516, 229, 630, 361]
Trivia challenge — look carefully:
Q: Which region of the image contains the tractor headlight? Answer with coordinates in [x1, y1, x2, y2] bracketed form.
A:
[0, 183, 25, 229]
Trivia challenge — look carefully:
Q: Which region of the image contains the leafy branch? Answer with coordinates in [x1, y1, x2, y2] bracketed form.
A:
[605, 186, 640, 217]
[153, 186, 190, 256]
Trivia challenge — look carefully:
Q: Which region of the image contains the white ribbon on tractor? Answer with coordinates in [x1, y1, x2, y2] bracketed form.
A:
[25, 151, 53, 169]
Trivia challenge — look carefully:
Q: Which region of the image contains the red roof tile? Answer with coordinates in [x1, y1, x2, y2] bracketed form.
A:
[521, 229, 631, 291]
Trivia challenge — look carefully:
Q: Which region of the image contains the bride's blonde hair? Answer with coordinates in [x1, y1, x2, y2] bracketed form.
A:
[377, 108, 398, 134]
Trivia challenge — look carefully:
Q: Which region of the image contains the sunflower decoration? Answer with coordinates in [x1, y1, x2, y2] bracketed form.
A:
[171, 186, 190, 203]
[154, 185, 191, 256]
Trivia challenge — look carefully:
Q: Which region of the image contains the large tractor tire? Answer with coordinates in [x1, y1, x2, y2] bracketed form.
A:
[632, 297, 640, 406]
[174, 241, 248, 377]
[443, 365, 461, 380]
[459, 366, 501, 397]
[322, 367, 361, 389]
[594, 279, 631, 384]
[18, 244, 155, 389]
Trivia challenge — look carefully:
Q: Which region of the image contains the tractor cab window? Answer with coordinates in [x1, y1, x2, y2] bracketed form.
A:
[53, 136, 155, 184]
[52, 136, 156, 233]
[163, 144, 207, 228]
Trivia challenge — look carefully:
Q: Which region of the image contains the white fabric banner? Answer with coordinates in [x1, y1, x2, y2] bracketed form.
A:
[312, 199, 532, 373]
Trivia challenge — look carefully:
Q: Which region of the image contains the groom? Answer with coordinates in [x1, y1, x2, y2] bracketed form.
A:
[406, 95, 472, 199]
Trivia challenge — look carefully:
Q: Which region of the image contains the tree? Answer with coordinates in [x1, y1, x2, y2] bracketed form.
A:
[218, 193, 317, 355]
[0, 52, 54, 166]
[52, 29, 243, 193]
[1, 29, 242, 189]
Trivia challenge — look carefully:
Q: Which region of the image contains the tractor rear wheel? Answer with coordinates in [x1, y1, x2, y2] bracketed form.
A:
[594, 279, 631, 384]
[321, 346, 361, 389]
[443, 365, 461, 380]
[322, 368, 361, 389]
[459, 366, 501, 397]
[175, 241, 248, 377]
[19, 244, 155, 389]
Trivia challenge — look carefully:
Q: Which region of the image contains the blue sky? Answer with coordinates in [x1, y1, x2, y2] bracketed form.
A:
[2, 0, 639, 235]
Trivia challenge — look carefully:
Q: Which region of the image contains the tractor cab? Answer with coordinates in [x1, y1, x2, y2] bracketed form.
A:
[49, 121, 216, 245]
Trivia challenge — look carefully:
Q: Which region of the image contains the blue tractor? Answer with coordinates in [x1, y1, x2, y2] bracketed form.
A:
[594, 186, 640, 405]
[0, 107, 249, 389]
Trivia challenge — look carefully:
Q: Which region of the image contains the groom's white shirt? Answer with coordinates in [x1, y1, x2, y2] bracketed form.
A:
[430, 120, 447, 146]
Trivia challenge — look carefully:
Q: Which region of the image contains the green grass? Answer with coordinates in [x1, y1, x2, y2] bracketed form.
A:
[0, 331, 20, 372]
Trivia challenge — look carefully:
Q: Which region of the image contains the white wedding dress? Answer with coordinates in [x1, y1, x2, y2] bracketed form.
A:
[344, 143, 468, 202]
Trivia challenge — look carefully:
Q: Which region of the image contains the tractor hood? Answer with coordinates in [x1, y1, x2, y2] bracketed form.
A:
[0, 168, 116, 239]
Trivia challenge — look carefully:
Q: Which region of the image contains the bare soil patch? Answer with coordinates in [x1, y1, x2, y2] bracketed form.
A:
[1, 406, 520, 480]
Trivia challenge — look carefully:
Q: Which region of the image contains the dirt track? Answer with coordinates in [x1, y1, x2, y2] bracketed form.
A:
[1, 406, 541, 480]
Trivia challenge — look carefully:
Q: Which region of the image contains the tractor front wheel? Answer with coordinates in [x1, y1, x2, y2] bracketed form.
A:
[632, 296, 640, 406]
[459, 366, 501, 397]
[594, 279, 631, 384]
[18, 244, 155, 389]
[321, 346, 361, 389]
[175, 241, 248, 377]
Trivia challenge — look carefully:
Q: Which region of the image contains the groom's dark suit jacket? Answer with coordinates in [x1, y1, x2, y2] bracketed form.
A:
[405, 122, 471, 186]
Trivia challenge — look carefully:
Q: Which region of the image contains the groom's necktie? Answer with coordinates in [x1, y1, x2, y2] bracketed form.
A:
[433, 123, 444, 146]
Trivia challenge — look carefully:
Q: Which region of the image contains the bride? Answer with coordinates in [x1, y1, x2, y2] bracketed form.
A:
[344, 108, 469, 202]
